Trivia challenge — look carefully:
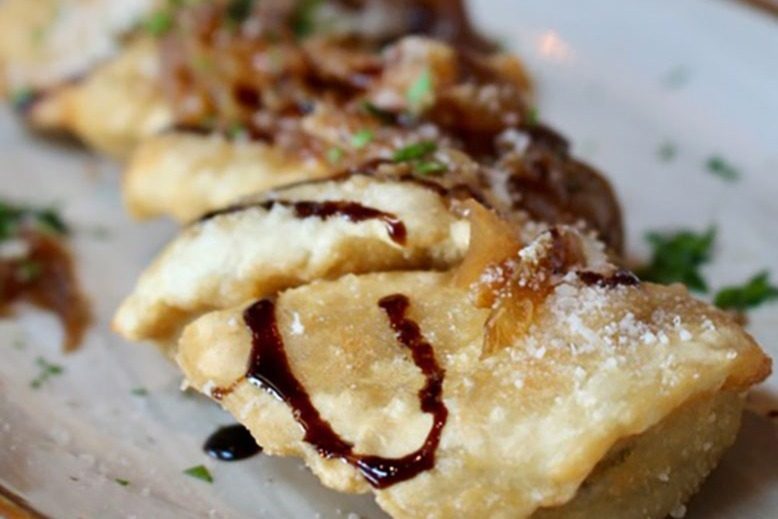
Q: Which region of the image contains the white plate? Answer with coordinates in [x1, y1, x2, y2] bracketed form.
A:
[1, 1, 776, 517]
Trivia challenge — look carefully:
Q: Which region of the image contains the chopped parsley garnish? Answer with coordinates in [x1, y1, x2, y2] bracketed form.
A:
[663, 66, 690, 89]
[183, 465, 213, 483]
[131, 387, 149, 397]
[17, 260, 42, 283]
[637, 227, 716, 292]
[350, 129, 374, 149]
[393, 141, 437, 163]
[326, 147, 344, 164]
[714, 271, 778, 312]
[10, 87, 35, 112]
[144, 11, 173, 37]
[706, 156, 740, 182]
[192, 54, 214, 73]
[35, 208, 68, 235]
[361, 101, 394, 124]
[115, 478, 130, 487]
[226, 0, 253, 25]
[226, 122, 248, 140]
[658, 141, 677, 162]
[292, 0, 322, 38]
[525, 106, 539, 127]
[87, 225, 111, 240]
[414, 160, 447, 176]
[0, 200, 68, 242]
[406, 69, 433, 112]
[30, 357, 64, 389]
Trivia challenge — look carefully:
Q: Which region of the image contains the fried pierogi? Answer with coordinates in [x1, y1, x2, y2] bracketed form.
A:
[0, 0, 168, 155]
[115, 172, 770, 518]
[1, 0, 502, 158]
[0, 0, 153, 93]
[122, 0, 533, 222]
[114, 173, 473, 345]
[119, 1, 620, 264]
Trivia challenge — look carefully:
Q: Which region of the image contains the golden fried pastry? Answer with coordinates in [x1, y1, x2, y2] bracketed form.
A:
[114, 0, 535, 222]
[0, 0, 166, 155]
[1, 0, 502, 158]
[123, 132, 327, 221]
[29, 36, 172, 157]
[123, 13, 535, 221]
[174, 251, 768, 518]
[0, 0, 153, 93]
[118, 1, 622, 261]
[114, 174, 473, 345]
[115, 168, 770, 517]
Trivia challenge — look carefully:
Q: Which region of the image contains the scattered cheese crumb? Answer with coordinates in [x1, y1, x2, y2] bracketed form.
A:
[289, 312, 305, 335]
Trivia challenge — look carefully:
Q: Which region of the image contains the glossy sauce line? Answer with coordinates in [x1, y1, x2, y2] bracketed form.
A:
[240, 295, 447, 488]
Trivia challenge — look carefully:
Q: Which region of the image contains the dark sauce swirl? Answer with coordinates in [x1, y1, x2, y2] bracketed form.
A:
[200, 199, 406, 246]
[204, 424, 262, 461]
[240, 294, 447, 488]
[578, 269, 640, 288]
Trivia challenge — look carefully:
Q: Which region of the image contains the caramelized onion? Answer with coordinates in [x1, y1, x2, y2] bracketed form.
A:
[453, 199, 521, 306]
[0, 231, 90, 351]
[453, 211, 587, 357]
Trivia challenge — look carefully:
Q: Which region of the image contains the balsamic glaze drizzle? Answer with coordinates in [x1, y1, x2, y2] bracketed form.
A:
[578, 269, 640, 288]
[204, 424, 262, 461]
[241, 295, 447, 488]
[200, 199, 406, 245]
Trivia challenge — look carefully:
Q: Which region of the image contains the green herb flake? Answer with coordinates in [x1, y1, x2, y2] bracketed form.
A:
[714, 271, 778, 312]
[131, 387, 149, 397]
[350, 129, 374, 149]
[0, 202, 21, 241]
[115, 478, 130, 487]
[0, 200, 68, 242]
[406, 69, 433, 112]
[30, 357, 64, 389]
[663, 66, 690, 89]
[226, 122, 248, 140]
[35, 208, 68, 236]
[192, 54, 214, 73]
[144, 11, 173, 37]
[658, 141, 677, 162]
[183, 465, 213, 483]
[293, 0, 322, 38]
[414, 160, 447, 176]
[393, 141, 437, 163]
[637, 227, 716, 293]
[10, 87, 35, 111]
[361, 101, 394, 123]
[17, 260, 42, 283]
[326, 147, 344, 164]
[706, 156, 740, 182]
[226, 0, 253, 25]
[525, 106, 539, 127]
[88, 225, 111, 240]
